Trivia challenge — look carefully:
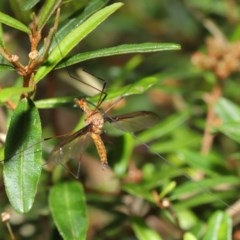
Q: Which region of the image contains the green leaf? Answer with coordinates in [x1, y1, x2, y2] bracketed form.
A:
[82, 0, 109, 18]
[22, 0, 40, 11]
[9, 0, 31, 23]
[123, 183, 154, 202]
[35, 96, 76, 109]
[34, 72, 157, 109]
[172, 176, 239, 200]
[34, 2, 123, 82]
[183, 232, 198, 240]
[56, 42, 181, 69]
[49, 182, 88, 240]
[175, 192, 233, 211]
[142, 166, 182, 189]
[215, 98, 240, 122]
[91, 75, 159, 103]
[3, 98, 42, 213]
[217, 122, 240, 143]
[0, 11, 30, 33]
[188, 1, 228, 16]
[203, 211, 232, 240]
[138, 110, 190, 143]
[0, 23, 4, 47]
[131, 217, 162, 240]
[173, 150, 224, 175]
[159, 181, 176, 199]
[0, 87, 33, 104]
[0, 63, 14, 71]
[171, 176, 238, 210]
[37, 0, 62, 30]
[35, 74, 159, 109]
[113, 133, 134, 176]
[214, 98, 240, 143]
[46, 0, 109, 52]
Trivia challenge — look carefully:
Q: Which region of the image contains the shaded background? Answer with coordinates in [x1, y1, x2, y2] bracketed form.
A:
[1, 0, 240, 239]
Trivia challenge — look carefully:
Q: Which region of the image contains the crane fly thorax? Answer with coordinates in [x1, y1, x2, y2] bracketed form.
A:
[86, 111, 104, 134]
[74, 98, 104, 134]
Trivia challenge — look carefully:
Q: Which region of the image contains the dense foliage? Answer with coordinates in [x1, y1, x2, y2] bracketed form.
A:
[0, 1, 239, 239]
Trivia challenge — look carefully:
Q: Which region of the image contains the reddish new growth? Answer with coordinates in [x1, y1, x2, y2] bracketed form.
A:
[192, 37, 240, 80]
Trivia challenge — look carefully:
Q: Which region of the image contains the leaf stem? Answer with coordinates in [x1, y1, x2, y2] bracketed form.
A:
[201, 80, 223, 154]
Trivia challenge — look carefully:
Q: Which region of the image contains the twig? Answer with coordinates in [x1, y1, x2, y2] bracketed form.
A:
[1, 211, 15, 240]
[201, 80, 223, 154]
[40, 8, 60, 62]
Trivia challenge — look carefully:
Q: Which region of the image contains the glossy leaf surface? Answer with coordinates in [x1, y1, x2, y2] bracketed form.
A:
[49, 182, 88, 240]
[3, 98, 42, 213]
[0, 11, 30, 33]
[56, 42, 181, 69]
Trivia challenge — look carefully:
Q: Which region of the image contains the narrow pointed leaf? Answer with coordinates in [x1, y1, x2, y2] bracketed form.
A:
[215, 98, 240, 122]
[35, 2, 123, 82]
[113, 133, 134, 176]
[3, 98, 42, 213]
[35, 74, 158, 109]
[22, 0, 40, 10]
[214, 98, 240, 142]
[0, 63, 14, 71]
[56, 43, 181, 69]
[138, 110, 190, 142]
[90, 75, 159, 103]
[50, 0, 109, 50]
[217, 122, 240, 143]
[0, 23, 5, 47]
[49, 182, 88, 240]
[37, 0, 62, 30]
[131, 217, 162, 240]
[0, 87, 33, 104]
[0, 11, 30, 33]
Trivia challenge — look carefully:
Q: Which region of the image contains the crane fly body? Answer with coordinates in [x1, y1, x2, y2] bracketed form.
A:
[49, 97, 160, 170]
[75, 98, 108, 168]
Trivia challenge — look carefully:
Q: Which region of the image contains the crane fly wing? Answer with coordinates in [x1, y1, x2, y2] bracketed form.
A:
[46, 125, 92, 170]
[105, 111, 159, 132]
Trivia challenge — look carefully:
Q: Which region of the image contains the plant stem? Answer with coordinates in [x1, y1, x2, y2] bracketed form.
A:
[201, 80, 223, 154]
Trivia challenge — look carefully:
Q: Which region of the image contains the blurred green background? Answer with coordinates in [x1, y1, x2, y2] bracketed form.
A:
[1, 0, 240, 239]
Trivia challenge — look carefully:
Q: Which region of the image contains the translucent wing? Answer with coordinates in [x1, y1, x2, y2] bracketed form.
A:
[46, 125, 92, 171]
[105, 111, 159, 132]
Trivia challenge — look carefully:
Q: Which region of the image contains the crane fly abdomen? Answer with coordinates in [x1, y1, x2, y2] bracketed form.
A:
[91, 132, 108, 168]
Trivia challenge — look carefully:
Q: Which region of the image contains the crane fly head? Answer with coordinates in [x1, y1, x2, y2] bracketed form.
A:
[74, 98, 87, 111]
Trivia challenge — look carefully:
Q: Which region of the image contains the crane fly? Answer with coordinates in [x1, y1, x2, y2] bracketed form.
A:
[0, 71, 158, 174]
[49, 97, 160, 170]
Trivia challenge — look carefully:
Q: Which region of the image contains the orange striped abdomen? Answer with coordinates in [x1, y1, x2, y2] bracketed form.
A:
[91, 132, 108, 168]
